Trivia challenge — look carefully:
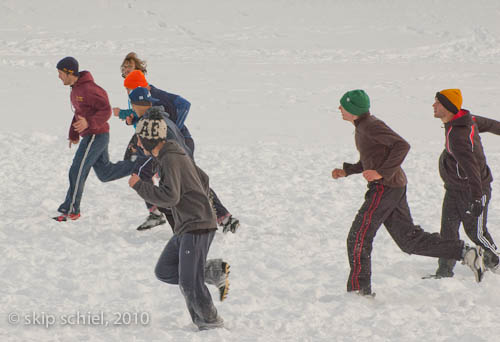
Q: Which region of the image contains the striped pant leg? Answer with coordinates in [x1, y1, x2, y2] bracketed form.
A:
[461, 188, 499, 268]
[346, 183, 394, 293]
[58, 135, 98, 215]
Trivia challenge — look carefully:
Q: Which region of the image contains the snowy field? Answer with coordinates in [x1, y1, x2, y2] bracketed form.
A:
[2, 0, 500, 341]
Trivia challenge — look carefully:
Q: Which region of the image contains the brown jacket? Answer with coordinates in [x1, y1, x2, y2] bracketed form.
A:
[343, 113, 410, 188]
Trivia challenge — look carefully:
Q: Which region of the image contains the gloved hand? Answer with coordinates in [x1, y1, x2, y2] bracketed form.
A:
[468, 199, 484, 217]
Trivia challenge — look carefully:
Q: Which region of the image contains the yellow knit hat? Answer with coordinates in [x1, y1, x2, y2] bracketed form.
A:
[436, 89, 462, 114]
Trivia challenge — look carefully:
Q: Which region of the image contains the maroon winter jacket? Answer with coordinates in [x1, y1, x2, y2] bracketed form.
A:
[68, 71, 111, 141]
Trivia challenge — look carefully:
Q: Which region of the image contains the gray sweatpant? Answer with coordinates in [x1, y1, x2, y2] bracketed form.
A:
[155, 231, 220, 327]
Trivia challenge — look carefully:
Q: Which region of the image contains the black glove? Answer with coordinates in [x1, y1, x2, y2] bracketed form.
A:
[468, 199, 484, 217]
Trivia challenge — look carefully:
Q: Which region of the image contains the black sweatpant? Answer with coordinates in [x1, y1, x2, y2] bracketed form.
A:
[437, 187, 498, 276]
[154, 231, 219, 327]
[347, 183, 464, 293]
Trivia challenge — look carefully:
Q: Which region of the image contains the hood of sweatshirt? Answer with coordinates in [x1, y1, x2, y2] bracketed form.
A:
[71, 70, 94, 88]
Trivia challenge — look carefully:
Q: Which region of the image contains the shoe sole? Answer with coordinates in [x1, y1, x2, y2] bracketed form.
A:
[219, 262, 230, 302]
[198, 321, 225, 331]
[422, 273, 453, 280]
[136, 220, 166, 231]
[463, 248, 485, 283]
[230, 220, 240, 233]
[52, 214, 80, 222]
[348, 290, 376, 298]
[474, 248, 485, 283]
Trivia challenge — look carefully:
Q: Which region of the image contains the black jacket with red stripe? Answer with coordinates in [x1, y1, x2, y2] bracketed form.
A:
[439, 110, 500, 200]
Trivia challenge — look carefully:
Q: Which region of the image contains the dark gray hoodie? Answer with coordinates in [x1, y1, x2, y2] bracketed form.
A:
[132, 140, 217, 235]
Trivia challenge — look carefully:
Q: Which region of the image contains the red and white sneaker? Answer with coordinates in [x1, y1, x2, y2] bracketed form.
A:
[52, 213, 81, 222]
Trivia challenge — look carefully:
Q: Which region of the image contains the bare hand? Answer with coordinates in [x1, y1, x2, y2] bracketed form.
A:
[125, 114, 135, 125]
[129, 173, 140, 188]
[362, 170, 383, 182]
[128, 145, 137, 154]
[68, 139, 79, 148]
[112, 107, 121, 117]
[332, 168, 346, 179]
[73, 115, 89, 133]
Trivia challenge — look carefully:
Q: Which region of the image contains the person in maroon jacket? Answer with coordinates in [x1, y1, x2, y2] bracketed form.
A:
[431, 89, 500, 278]
[331, 89, 486, 296]
[53, 57, 135, 222]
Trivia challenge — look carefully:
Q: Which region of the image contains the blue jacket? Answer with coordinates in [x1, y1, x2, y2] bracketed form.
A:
[150, 85, 192, 138]
[119, 85, 192, 138]
[144, 106, 193, 159]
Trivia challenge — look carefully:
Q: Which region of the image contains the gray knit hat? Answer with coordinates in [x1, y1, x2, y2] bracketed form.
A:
[136, 111, 167, 152]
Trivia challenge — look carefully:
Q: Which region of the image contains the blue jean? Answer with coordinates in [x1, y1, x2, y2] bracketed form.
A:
[155, 231, 219, 327]
[58, 133, 135, 215]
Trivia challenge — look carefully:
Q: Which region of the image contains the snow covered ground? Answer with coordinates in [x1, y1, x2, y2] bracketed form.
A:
[1, 0, 500, 341]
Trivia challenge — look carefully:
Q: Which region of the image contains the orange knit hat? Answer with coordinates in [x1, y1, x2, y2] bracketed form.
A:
[123, 70, 148, 89]
[436, 89, 462, 114]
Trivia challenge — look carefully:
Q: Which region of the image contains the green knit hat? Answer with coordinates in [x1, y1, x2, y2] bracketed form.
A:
[340, 90, 370, 116]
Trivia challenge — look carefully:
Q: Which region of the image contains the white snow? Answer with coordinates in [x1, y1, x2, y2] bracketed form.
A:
[1, 0, 500, 341]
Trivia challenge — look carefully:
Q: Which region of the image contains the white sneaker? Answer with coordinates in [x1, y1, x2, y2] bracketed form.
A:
[137, 212, 166, 231]
[462, 246, 486, 282]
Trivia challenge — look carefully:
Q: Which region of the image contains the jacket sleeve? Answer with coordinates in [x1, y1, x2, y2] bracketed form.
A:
[371, 124, 410, 180]
[473, 115, 500, 135]
[118, 109, 135, 120]
[343, 161, 363, 175]
[195, 165, 211, 194]
[86, 88, 111, 131]
[132, 162, 181, 208]
[175, 96, 191, 130]
[448, 127, 483, 200]
[154, 90, 178, 122]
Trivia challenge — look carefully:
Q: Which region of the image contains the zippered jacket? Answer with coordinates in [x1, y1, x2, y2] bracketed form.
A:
[439, 110, 499, 200]
[68, 71, 111, 141]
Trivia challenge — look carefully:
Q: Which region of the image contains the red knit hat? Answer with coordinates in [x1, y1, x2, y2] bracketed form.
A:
[123, 70, 148, 89]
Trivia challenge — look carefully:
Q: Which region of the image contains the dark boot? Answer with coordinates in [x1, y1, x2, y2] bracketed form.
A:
[435, 258, 456, 278]
[483, 249, 500, 271]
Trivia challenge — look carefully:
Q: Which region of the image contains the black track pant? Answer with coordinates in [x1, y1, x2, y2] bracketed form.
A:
[436, 187, 498, 276]
[347, 184, 464, 293]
